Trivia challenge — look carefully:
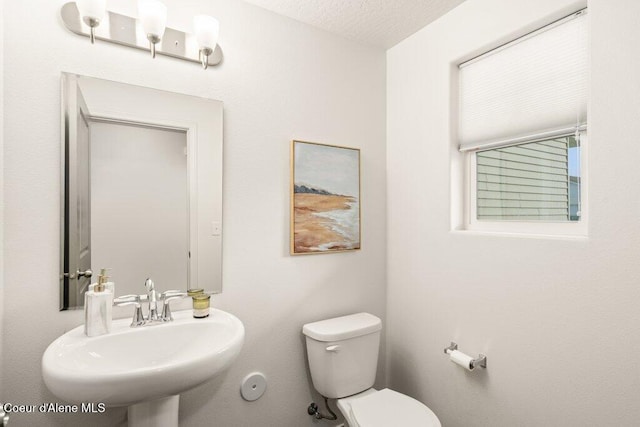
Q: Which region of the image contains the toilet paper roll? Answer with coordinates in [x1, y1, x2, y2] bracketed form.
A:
[449, 349, 475, 371]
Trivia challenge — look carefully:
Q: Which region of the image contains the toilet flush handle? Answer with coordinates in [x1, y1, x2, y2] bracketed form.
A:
[326, 345, 340, 352]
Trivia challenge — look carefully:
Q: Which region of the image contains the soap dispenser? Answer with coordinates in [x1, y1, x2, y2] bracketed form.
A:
[84, 268, 113, 337]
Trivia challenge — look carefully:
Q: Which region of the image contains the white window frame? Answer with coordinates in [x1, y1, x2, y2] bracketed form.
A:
[464, 131, 588, 237]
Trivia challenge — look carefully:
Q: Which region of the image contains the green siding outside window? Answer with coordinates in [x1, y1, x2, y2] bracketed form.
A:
[476, 135, 581, 221]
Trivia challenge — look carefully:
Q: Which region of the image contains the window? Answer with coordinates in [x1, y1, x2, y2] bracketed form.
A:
[458, 9, 588, 235]
[472, 133, 582, 222]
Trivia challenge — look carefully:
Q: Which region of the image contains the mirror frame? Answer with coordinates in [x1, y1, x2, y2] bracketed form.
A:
[60, 73, 224, 310]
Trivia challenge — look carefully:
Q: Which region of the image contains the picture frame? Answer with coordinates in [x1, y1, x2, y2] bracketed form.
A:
[290, 140, 361, 255]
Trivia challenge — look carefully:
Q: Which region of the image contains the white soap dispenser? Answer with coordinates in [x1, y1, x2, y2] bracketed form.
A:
[84, 268, 113, 337]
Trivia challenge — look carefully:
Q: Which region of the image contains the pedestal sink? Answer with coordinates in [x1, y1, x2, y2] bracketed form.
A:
[42, 309, 244, 427]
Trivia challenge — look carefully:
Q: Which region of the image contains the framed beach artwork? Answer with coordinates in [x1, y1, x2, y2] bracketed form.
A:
[290, 140, 361, 255]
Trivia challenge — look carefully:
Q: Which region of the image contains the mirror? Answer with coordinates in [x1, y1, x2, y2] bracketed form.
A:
[60, 73, 223, 310]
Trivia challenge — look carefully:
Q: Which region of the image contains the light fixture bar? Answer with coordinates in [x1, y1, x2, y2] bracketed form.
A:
[61, 2, 223, 67]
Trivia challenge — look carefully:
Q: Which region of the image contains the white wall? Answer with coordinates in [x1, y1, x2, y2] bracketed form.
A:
[387, 0, 640, 426]
[2, 1, 386, 426]
[90, 123, 189, 291]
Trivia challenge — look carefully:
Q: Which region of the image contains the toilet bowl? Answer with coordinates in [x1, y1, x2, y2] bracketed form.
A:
[302, 313, 441, 427]
[337, 388, 441, 427]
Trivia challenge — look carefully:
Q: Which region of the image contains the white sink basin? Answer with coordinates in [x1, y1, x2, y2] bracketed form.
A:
[42, 309, 244, 408]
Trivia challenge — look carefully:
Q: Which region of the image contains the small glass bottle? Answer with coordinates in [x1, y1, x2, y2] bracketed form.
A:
[192, 294, 211, 318]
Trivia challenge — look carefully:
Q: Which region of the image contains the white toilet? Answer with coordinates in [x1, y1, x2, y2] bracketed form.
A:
[303, 312, 441, 427]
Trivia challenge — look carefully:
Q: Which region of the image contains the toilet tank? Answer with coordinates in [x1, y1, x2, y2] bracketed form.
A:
[302, 313, 382, 399]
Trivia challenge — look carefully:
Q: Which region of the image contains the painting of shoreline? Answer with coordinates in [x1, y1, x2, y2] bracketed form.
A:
[291, 141, 360, 254]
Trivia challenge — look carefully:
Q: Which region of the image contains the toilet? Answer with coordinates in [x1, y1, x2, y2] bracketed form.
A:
[303, 313, 441, 427]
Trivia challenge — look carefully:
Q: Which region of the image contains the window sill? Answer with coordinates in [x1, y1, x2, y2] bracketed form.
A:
[450, 228, 588, 241]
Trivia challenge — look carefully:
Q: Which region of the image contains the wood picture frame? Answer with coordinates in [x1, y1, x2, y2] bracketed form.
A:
[290, 140, 361, 255]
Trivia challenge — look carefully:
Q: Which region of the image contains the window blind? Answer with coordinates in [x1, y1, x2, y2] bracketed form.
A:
[459, 9, 588, 151]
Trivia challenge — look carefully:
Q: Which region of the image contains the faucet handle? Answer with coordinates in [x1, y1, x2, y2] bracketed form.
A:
[161, 293, 188, 322]
[160, 289, 184, 299]
[113, 294, 141, 304]
[114, 295, 145, 327]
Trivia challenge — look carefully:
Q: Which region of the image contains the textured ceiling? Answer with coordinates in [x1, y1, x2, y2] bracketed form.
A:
[242, 0, 466, 48]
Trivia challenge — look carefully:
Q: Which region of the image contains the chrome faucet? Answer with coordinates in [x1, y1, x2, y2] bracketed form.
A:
[144, 278, 159, 321]
[114, 282, 188, 328]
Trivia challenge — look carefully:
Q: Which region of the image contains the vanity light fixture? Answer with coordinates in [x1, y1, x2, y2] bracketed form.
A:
[60, 1, 223, 68]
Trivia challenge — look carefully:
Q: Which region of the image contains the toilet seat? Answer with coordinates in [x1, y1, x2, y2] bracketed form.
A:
[337, 388, 441, 427]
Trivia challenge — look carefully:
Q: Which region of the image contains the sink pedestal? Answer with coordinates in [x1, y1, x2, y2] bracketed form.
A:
[128, 395, 180, 427]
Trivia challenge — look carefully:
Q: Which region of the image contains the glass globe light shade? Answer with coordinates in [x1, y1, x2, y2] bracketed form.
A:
[193, 15, 219, 50]
[76, 0, 106, 22]
[138, 0, 167, 38]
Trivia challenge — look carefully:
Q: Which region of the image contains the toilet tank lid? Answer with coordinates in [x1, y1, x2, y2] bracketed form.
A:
[302, 313, 382, 342]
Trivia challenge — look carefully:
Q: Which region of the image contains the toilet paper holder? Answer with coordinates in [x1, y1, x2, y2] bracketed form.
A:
[443, 342, 487, 369]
